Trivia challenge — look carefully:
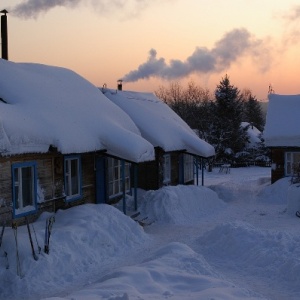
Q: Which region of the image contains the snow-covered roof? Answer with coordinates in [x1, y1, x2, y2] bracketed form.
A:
[102, 89, 215, 158]
[241, 122, 262, 148]
[264, 94, 300, 147]
[0, 59, 154, 162]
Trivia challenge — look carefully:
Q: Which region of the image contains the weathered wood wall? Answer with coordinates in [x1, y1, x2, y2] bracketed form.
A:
[0, 152, 97, 225]
[137, 148, 184, 190]
[270, 148, 285, 183]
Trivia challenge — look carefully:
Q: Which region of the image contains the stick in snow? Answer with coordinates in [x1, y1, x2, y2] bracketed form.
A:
[25, 217, 38, 261]
[31, 223, 41, 254]
[44, 216, 55, 254]
[0, 222, 5, 247]
[13, 223, 23, 278]
[0, 222, 9, 269]
[2, 251, 9, 269]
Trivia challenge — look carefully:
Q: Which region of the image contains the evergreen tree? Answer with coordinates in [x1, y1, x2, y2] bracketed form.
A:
[210, 75, 248, 162]
[243, 93, 265, 131]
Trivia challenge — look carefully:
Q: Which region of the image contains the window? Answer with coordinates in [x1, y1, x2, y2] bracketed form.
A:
[184, 154, 194, 183]
[12, 161, 37, 218]
[64, 155, 82, 201]
[285, 152, 300, 176]
[108, 158, 131, 198]
[163, 154, 171, 185]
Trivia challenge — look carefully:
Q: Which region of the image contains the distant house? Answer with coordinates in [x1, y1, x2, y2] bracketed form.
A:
[234, 122, 268, 166]
[241, 122, 262, 149]
[264, 94, 300, 183]
[0, 59, 154, 224]
[102, 85, 215, 191]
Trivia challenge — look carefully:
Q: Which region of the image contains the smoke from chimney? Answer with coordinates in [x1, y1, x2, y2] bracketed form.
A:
[123, 28, 272, 83]
[10, 0, 156, 19]
[1, 9, 8, 60]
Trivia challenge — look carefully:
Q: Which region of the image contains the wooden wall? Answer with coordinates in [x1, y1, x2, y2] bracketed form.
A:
[270, 148, 285, 183]
[137, 159, 160, 190]
[0, 152, 97, 225]
[137, 148, 183, 190]
[81, 153, 96, 204]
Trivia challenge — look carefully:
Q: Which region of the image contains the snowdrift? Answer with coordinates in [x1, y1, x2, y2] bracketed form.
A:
[46, 242, 265, 300]
[2, 167, 300, 300]
[198, 221, 300, 298]
[0, 204, 150, 300]
[139, 185, 226, 225]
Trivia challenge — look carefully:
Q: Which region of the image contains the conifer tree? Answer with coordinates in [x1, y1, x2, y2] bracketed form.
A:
[211, 75, 248, 161]
[243, 93, 265, 131]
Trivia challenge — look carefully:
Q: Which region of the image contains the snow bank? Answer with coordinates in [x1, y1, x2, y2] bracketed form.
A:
[256, 177, 300, 214]
[257, 177, 291, 204]
[45, 242, 265, 300]
[198, 221, 300, 296]
[3, 167, 300, 300]
[287, 184, 300, 215]
[0, 204, 150, 300]
[139, 185, 226, 224]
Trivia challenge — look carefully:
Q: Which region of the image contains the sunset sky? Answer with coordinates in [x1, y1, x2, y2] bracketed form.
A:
[2, 0, 300, 101]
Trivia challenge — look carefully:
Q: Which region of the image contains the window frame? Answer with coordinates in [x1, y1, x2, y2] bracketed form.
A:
[285, 151, 300, 176]
[108, 157, 131, 199]
[12, 161, 37, 218]
[64, 155, 82, 202]
[163, 154, 171, 185]
[183, 154, 194, 183]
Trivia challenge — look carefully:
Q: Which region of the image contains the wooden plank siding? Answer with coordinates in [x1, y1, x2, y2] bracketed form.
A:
[270, 148, 285, 184]
[137, 158, 160, 190]
[137, 147, 187, 190]
[81, 153, 96, 205]
[0, 148, 194, 224]
[270, 147, 300, 183]
[0, 152, 98, 225]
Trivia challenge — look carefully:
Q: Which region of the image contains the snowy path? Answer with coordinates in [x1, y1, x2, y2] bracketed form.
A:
[142, 167, 300, 300]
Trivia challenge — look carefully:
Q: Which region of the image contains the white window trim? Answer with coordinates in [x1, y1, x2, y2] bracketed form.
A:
[64, 155, 82, 201]
[285, 151, 300, 176]
[183, 154, 194, 183]
[108, 158, 131, 199]
[12, 161, 37, 218]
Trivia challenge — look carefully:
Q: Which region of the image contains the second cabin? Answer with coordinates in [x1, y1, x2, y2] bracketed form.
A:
[102, 86, 215, 191]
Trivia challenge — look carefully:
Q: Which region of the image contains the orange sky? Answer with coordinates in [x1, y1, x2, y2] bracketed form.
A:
[2, 0, 300, 101]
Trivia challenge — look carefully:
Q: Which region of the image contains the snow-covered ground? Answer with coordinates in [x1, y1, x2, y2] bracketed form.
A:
[1, 166, 300, 300]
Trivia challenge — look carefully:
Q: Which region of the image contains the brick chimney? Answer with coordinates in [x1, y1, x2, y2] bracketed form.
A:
[1, 9, 8, 60]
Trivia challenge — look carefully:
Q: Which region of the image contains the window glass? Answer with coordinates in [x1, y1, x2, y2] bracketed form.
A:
[109, 182, 113, 196]
[12, 162, 36, 217]
[71, 159, 79, 195]
[64, 156, 81, 201]
[184, 154, 194, 183]
[108, 158, 131, 198]
[285, 152, 300, 176]
[14, 168, 20, 209]
[22, 166, 34, 207]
